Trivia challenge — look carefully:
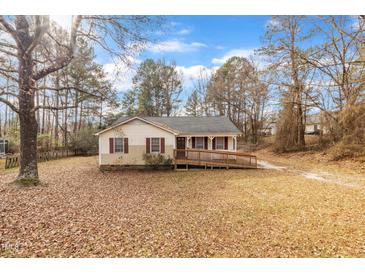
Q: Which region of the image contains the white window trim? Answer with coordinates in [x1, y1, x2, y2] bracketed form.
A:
[150, 137, 161, 153]
[114, 137, 124, 153]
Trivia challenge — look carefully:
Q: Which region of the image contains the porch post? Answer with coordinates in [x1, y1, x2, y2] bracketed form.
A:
[186, 136, 191, 149]
[208, 136, 214, 150]
[233, 136, 237, 151]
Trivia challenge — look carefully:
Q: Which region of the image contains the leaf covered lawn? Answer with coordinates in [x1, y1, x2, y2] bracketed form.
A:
[1, 156, 365, 257]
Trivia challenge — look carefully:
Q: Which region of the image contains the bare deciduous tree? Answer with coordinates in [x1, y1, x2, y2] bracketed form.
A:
[0, 15, 160, 184]
[207, 56, 268, 143]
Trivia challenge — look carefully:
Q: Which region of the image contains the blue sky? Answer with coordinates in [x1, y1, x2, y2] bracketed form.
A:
[100, 16, 272, 99]
[142, 16, 271, 67]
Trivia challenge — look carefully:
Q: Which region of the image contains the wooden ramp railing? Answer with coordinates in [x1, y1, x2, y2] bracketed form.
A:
[173, 149, 257, 169]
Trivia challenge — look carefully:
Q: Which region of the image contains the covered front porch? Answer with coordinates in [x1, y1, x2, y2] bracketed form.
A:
[175, 135, 237, 152]
[174, 135, 257, 170]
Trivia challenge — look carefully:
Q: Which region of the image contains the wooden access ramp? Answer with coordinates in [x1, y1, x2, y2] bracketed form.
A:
[173, 149, 257, 170]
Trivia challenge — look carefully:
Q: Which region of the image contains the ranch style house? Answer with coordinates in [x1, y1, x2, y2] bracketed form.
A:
[96, 116, 257, 170]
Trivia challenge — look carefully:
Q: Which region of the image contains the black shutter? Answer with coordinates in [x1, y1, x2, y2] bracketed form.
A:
[160, 138, 165, 154]
[124, 138, 129, 154]
[146, 138, 150, 154]
[109, 138, 114, 154]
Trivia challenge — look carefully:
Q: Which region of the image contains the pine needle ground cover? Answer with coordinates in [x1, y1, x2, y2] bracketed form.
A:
[1, 156, 365, 257]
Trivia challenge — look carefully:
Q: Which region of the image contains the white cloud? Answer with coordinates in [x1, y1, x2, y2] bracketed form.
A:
[177, 28, 192, 35]
[211, 48, 255, 65]
[49, 15, 72, 30]
[148, 39, 207, 53]
[169, 21, 180, 27]
[103, 59, 214, 93]
[215, 45, 225, 50]
[350, 16, 364, 31]
[103, 57, 140, 92]
[265, 17, 282, 29]
[176, 65, 213, 88]
[190, 42, 206, 47]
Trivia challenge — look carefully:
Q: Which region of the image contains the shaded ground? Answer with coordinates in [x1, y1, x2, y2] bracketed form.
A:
[1, 156, 365, 257]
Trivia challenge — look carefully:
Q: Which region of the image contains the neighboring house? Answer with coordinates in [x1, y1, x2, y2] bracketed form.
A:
[305, 114, 321, 134]
[260, 113, 323, 136]
[96, 116, 242, 168]
[0, 138, 8, 155]
[261, 120, 277, 136]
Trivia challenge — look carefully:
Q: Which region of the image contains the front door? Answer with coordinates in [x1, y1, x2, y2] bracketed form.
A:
[176, 137, 186, 159]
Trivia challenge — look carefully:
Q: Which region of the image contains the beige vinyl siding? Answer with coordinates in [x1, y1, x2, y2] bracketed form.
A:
[99, 119, 175, 165]
[305, 124, 320, 134]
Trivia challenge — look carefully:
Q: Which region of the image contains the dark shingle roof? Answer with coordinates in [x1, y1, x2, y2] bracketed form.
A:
[112, 116, 242, 135]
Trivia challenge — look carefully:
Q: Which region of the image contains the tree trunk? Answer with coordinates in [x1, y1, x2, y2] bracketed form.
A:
[47, 97, 51, 134]
[297, 99, 305, 147]
[63, 89, 69, 146]
[4, 78, 9, 136]
[0, 112, 2, 137]
[41, 87, 46, 134]
[36, 88, 40, 133]
[54, 74, 60, 147]
[73, 88, 79, 133]
[99, 99, 103, 128]
[17, 53, 39, 183]
[290, 22, 305, 148]
[78, 101, 83, 131]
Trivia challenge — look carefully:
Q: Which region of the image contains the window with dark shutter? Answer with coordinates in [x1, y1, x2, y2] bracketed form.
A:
[146, 138, 150, 154]
[224, 137, 228, 150]
[109, 138, 114, 154]
[160, 138, 165, 154]
[124, 138, 129, 154]
[192, 137, 195, 148]
[204, 137, 208, 149]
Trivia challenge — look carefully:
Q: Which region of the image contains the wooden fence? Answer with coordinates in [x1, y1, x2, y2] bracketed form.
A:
[4, 149, 78, 169]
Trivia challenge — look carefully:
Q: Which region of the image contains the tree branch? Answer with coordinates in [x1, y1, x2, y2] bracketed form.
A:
[0, 97, 19, 113]
[0, 46, 18, 57]
[0, 15, 22, 50]
[0, 41, 17, 50]
[33, 105, 77, 112]
[33, 15, 82, 81]
[0, 67, 18, 73]
[36, 85, 103, 98]
[25, 16, 49, 55]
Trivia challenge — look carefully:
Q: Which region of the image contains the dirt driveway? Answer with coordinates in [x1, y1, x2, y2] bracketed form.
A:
[258, 159, 365, 189]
